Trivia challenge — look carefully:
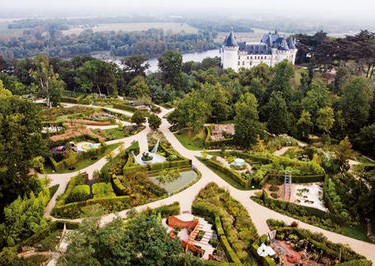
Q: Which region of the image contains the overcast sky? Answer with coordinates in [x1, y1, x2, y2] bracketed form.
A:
[1, 0, 375, 25]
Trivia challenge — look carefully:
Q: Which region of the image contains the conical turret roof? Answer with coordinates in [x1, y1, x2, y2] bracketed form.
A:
[224, 31, 238, 47]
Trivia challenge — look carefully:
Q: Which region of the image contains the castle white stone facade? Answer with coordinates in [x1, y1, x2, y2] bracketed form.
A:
[220, 31, 297, 72]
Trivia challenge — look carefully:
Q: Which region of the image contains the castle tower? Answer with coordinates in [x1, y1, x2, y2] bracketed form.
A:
[222, 31, 239, 71]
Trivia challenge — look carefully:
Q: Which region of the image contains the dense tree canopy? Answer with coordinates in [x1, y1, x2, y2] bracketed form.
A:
[234, 93, 264, 148]
[59, 214, 186, 266]
[0, 95, 47, 212]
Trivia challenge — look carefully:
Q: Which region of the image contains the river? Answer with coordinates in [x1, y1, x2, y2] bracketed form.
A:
[99, 49, 220, 73]
[146, 49, 220, 73]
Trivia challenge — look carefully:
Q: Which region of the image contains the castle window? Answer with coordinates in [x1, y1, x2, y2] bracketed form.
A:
[238, 61, 240, 66]
[242, 61, 245, 66]
[250, 56, 252, 59]
[247, 56, 249, 59]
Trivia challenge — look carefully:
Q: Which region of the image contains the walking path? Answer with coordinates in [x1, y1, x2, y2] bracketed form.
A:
[41, 103, 375, 263]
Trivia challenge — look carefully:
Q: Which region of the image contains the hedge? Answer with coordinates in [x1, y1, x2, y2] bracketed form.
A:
[56, 175, 81, 207]
[51, 195, 131, 219]
[48, 156, 65, 172]
[65, 185, 90, 203]
[266, 172, 324, 183]
[61, 96, 79, 104]
[323, 176, 337, 214]
[112, 103, 138, 113]
[205, 159, 249, 189]
[225, 151, 272, 164]
[92, 182, 116, 198]
[259, 194, 346, 226]
[286, 227, 364, 262]
[336, 260, 372, 266]
[123, 159, 191, 175]
[111, 174, 129, 195]
[48, 142, 107, 172]
[214, 215, 242, 264]
[144, 202, 180, 218]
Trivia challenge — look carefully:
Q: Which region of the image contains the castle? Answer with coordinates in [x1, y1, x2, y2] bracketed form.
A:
[220, 31, 297, 72]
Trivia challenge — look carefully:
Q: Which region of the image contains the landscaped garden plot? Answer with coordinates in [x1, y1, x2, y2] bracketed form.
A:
[149, 170, 198, 194]
[293, 183, 327, 211]
[192, 183, 259, 264]
[52, 174, 132, 219]
[37, 105, 94, 122]
[259, 219, 371, 266]
[45, 143, 120, 173]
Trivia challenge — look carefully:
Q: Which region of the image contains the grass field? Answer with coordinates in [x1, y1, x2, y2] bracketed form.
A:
[197, 157, 246, 190]
[62, 22, 198, 36]
[342, 223, 375, 243]
[175, 128, 205, 151]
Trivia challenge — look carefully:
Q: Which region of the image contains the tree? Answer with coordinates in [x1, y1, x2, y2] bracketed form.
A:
[316, 107, 335, 134]
[59, 214, 183, 266]
[301, 79, 331, 122]
[158, 50, 188, 92]
[355, 123, 375, 157]
[29, 53, 64, 107]
[128, 75, 150, 99]
[122, 55, 149, 85]
[266, 91, 291, 134]
[0, 80, 12, 97]
[198, 82, 232, 122]
[148, 114, 161, 131]
[168, 90, 210, 131]
[335, 136, 353, 170]
[339, 77, 373, 133]
[0, 96, 47, 211]
[131, 111, 146, 126]
[297, 111, 313, 139]
[75, 59, 118, 96]
[0, 189, 49, 249]
[266, 60, 294, 102]
[234, 93, 264, 148]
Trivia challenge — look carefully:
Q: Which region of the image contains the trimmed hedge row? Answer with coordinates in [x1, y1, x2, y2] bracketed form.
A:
[56, 175, 80, 207]
[112, 103, 138, 113]
[205, 138, 233, 149]
[286, 227, 365, 262]
[123, 159, 191, 175]
[49, 134, 101, 148]
[266, 172, 324, 183]
[215, 215, 242, 264]
[111, 174, 129, 195]
[144, 202, 180, 218]
[61, 96, 79, 104]
[204, 126, 233, 148]
[205, 159, 249, 189]
[257, 192, 346, 226]
[51, 195, 131, 219]
[225, 151, 272, 164]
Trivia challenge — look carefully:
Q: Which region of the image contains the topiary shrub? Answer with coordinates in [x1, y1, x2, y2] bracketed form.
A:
[65, 185, 90, 203]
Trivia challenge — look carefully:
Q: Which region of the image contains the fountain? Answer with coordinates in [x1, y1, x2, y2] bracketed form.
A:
[132, 139, 166, 165]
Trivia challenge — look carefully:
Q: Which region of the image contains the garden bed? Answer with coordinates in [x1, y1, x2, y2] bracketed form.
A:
[149, 170, 198, 194]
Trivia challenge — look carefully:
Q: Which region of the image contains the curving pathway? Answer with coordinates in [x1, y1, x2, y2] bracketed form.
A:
[42, 103, 375, 263]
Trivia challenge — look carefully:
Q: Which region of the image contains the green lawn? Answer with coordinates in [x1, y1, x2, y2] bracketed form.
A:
[342, 224, 375, 243]
[197, 157, 246, 190]
[45, 143, 121, 174]
[175, 128, 205, 151]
